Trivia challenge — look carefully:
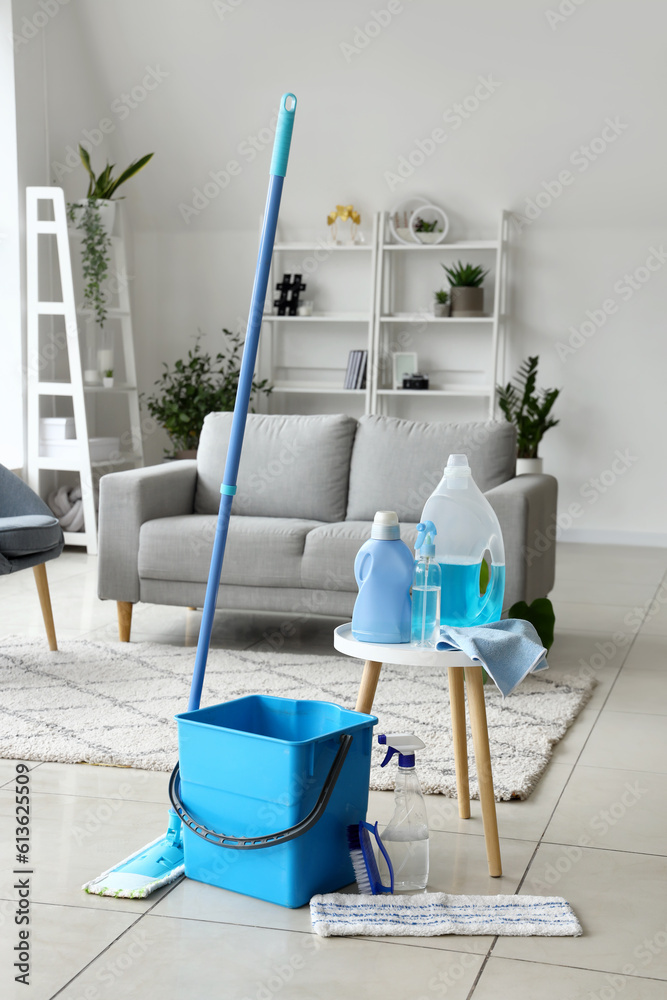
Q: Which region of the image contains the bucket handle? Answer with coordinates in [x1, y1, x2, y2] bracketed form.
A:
[168, 733, 352, 850]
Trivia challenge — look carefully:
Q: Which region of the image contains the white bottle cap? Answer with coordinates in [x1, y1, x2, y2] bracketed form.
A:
[444, 454, 471, 476]
[374, 511, 399, 526]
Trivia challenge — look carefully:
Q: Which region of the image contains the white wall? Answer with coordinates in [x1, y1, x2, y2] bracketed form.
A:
[12, 0, 667, 541]
[0, 0, 24, 468]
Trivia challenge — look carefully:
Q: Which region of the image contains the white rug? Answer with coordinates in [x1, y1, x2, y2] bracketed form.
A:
[0, 637, 595, 800]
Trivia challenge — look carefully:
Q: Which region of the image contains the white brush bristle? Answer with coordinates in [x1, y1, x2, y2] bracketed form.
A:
[349, 847, 372, 894]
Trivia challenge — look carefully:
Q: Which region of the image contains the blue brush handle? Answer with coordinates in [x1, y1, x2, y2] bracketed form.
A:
[362, 820, 394, 893]
[187, 96, 296, 712]
[270, 93, 297, 177]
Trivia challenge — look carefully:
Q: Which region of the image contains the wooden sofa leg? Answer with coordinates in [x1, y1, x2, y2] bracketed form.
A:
[33, 563, 58, 652]
[117, 601, 133, 642]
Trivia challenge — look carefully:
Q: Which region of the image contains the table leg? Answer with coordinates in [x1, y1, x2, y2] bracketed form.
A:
[448, 667, 470, 819]
[355, 660, 383, 714]
[464, 665, 502, 877]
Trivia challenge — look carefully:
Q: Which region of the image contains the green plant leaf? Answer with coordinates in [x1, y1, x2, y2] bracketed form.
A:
[106, 153, 154, 198]
[507, 597, 555, 652]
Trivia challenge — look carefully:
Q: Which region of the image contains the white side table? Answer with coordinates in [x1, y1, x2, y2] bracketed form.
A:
[333, 623, 502, 877]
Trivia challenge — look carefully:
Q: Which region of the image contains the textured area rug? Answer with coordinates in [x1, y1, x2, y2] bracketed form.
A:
[0, 637, 595, 800]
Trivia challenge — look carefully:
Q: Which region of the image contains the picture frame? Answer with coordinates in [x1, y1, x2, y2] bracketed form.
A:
[391, 351, 418, 390]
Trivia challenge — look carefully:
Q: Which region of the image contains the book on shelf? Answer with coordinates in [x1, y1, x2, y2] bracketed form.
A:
[344, 349, 367, 390]
[344, 350, 359, 389]
[357, 350, 367, 390]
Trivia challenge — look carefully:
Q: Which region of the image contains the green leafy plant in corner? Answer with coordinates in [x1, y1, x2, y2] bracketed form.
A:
[441, 261, 489, 287]
[104, 369, 113, 378]
[66, 145, 154, 328]
[76, 145, 154, 200]
[142, 331, 273, 457]
[496, 355, 560, 459]
[508, 597, 556, 652]
[67, 199, 111, 328]
[434, 289, 449, 304]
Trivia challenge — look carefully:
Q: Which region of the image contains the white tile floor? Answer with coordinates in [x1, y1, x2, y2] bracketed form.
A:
[1, 542, 666, 999]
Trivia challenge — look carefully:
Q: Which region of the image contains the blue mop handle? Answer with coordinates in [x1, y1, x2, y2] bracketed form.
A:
[187, 93, 297, 712]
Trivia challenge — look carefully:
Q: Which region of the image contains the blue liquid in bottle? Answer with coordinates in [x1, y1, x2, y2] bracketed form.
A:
[439, 561, 506, 627]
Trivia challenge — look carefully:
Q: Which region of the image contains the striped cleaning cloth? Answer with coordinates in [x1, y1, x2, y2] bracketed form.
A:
[310, 892, 582, 938]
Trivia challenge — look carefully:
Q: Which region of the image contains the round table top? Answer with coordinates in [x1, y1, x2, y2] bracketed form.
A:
[333, 623, 474, 668]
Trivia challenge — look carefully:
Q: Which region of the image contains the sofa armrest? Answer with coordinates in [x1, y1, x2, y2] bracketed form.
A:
[485, 474, 558, 608]
[98, 461, 198, 602]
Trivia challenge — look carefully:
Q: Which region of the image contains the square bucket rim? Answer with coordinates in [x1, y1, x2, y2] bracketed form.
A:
[175, 693, 378, 747]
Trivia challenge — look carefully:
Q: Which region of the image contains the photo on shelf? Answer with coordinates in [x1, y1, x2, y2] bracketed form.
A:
[392, 351, 418, 389]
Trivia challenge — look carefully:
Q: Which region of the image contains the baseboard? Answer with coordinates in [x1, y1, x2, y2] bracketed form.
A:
[557, 528, 667, 548]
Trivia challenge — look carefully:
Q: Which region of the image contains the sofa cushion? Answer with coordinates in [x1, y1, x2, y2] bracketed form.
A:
[194, 412, 358, 521]
[346, 416, 517, 522]
[301, 521, 420, 592]
[139, 515, 325, 588]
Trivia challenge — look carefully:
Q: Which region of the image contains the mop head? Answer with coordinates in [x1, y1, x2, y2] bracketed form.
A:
[82, 832, 184, 899]
[310, 892, 582, 938]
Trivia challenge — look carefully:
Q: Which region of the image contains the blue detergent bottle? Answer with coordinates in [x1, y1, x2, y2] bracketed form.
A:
[352, 511, 413, 643]
[420, 454, 505, 627]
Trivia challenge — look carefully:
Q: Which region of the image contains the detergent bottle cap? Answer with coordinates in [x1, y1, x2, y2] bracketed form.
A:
[444, 454, 471, 476]
[371, 510, 400, 540]
[443, 454, 471, 489]
[415, 521, 437, 558]
[378, 732, 425, 768]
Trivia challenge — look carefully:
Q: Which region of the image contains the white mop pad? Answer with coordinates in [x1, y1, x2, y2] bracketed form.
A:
[310, 892, 582, 938]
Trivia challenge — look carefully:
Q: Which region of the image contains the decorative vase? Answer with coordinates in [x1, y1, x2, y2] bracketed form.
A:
[98, 327, 114, 378]
[433, 301, 450, 318]
[450, 286, 484, 317]
[175, 449, 198, 460]
[516, 457, 543, 476]
[71, 198, 116, 237]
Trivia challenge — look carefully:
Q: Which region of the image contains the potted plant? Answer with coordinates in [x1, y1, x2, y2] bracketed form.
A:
[413, 216, 443, 244]
[102, 369, 114, 389]
[68, 145, 154, 237]
[496, 355, 560, 474]
[67, 146, 153, 377]
[433, 289, 450, 318]
[143, 330, 273, 459]
[441, 261, 489, 317]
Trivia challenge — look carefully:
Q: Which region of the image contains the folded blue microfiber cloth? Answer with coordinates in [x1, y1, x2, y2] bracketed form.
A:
[436, 618, 548, 697]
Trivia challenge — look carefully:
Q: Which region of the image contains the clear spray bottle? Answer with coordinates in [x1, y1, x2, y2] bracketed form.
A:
[411, 520, 441, 648]
[377, 733, 429, 891]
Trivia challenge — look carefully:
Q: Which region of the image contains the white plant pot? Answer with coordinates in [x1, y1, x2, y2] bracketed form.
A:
[516, 457, 543, 476]
[433, 301, 450, 317]
[71, 199, 116, 237]
[102, 377, 114, 389]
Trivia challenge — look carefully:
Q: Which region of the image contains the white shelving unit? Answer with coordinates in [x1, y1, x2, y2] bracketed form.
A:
[25, 187, 144, 554]
[371, 210, 510, 418]
[262, 211, 510, 421]
[260, 215, 379, 413]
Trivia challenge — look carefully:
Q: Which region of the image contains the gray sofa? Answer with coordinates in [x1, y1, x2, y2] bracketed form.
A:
[98, 413, 557, 641]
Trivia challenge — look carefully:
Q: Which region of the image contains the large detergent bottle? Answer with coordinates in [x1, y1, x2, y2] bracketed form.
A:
[421, 454, 505, 627]
[352, 511, 413, 643]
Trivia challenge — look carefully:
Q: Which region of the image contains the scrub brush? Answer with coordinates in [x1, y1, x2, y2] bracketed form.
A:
[346, 821, 394, 894]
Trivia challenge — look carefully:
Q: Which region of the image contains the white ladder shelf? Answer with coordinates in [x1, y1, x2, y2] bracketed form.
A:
[25, 187, 144, 555]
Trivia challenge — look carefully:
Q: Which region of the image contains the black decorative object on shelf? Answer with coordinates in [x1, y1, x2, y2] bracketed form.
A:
[274, 273, 307, 316]
[402, 373, 429, 390]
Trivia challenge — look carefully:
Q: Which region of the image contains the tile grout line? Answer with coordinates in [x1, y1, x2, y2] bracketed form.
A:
[467, 574, 666, 999]
[46, 877, 185, 999]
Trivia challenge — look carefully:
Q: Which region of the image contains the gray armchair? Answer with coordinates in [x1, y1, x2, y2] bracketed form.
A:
[0, 465, 64, 650]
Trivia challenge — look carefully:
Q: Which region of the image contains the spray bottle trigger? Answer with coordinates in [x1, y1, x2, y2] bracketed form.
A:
[380, 746, 398, 768]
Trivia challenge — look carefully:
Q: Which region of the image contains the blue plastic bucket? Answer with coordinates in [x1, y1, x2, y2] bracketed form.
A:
[171, 695, 377, 908]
